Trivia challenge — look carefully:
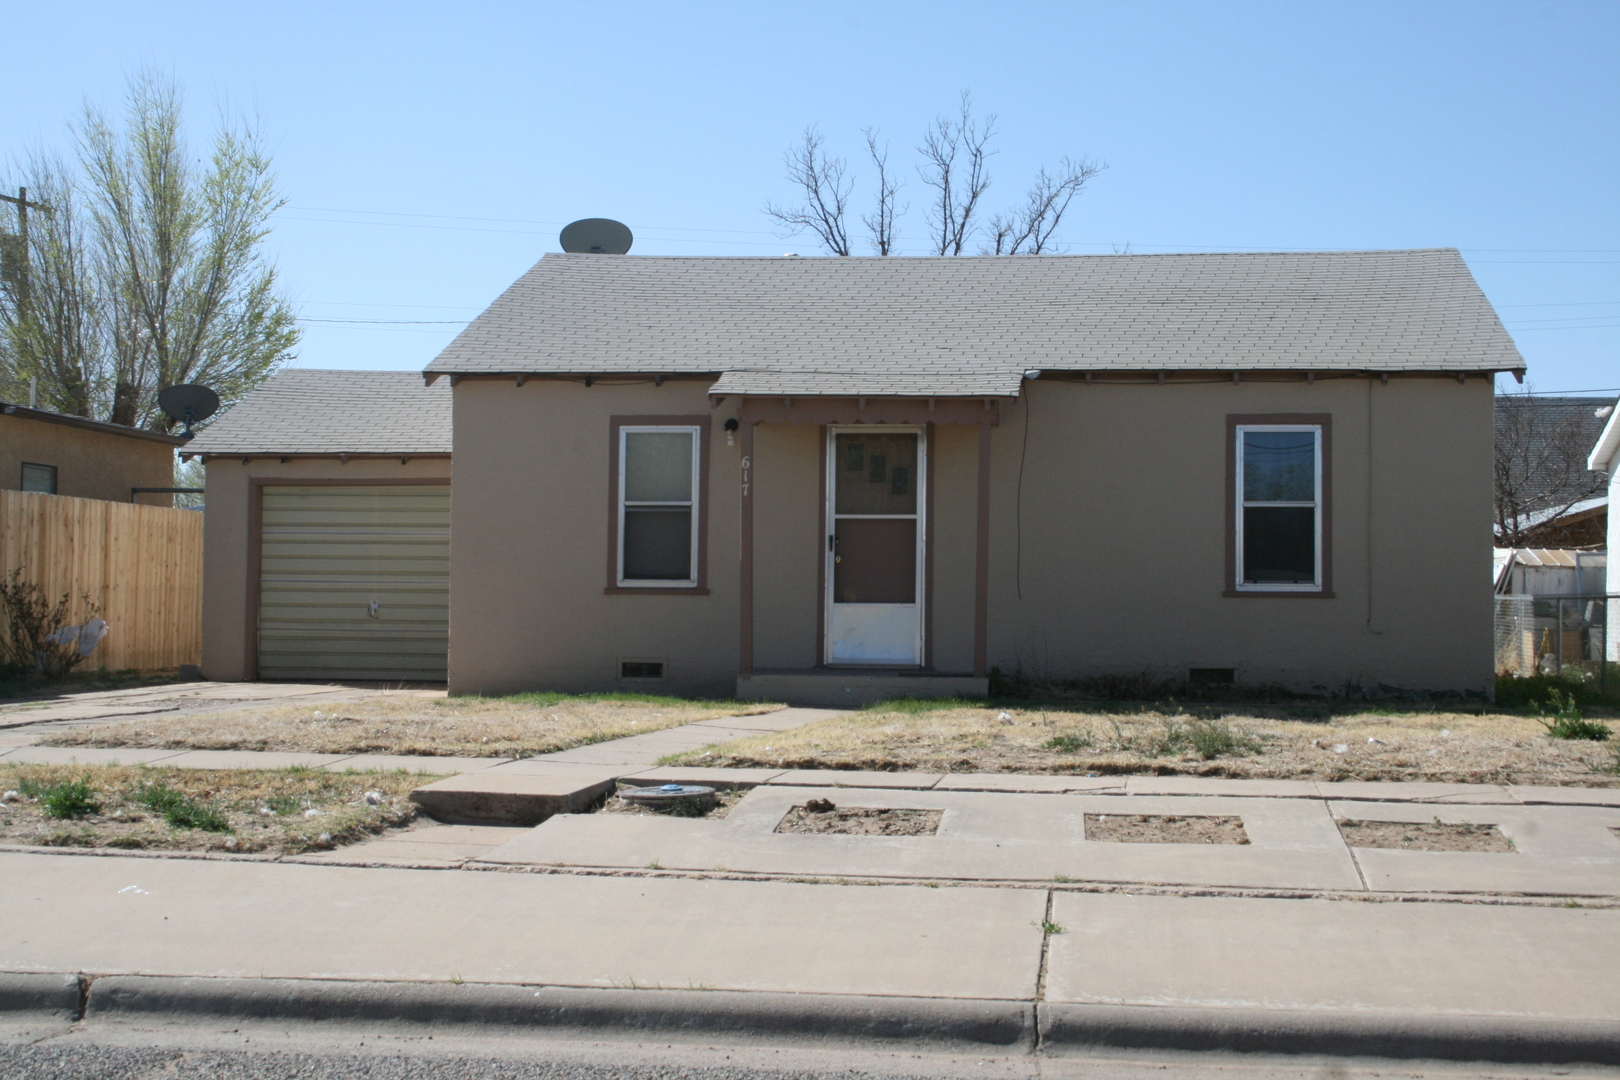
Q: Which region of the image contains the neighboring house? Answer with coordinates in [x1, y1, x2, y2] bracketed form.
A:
[1588, 406, 1620, 661]
[1491, 548, 1607, 673]
[411, 247, 1519, 704]
[0, 400, 186, 505]
[188, 369, 452, 683]
[1494, 395, 1614, 548]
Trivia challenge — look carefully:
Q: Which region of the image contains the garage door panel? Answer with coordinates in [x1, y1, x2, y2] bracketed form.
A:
[258, 485, 449, 682]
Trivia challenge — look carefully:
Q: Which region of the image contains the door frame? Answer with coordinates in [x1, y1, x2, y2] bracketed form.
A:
[822, 424, 927, 667]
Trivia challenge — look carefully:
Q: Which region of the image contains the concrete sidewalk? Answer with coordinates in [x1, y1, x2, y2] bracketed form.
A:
[3, 848, 1618, 1064]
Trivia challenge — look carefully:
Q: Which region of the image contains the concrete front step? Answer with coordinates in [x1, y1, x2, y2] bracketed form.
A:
[409, 772, 616, 826]
[738, 671, 987, 707]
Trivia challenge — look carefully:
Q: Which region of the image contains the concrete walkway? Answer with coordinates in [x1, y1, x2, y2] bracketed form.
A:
[3, 848, 1618, 1064]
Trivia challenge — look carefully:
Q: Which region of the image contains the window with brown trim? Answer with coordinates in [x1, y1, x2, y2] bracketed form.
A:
[607, 416, 710, 593]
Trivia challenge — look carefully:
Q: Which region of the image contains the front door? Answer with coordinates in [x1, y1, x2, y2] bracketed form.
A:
[825, 427, 925, 665]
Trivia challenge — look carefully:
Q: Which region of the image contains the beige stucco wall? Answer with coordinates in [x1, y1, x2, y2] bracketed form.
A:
[984, 376, 1494, 695]
[0, 413, 176, 506]
[447, 379, 741, 697]
[445, 374, 1493, 698]
[199, 456, 453, 682]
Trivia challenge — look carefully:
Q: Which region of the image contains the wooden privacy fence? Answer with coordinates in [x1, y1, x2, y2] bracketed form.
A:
[0, 490, 202, 671]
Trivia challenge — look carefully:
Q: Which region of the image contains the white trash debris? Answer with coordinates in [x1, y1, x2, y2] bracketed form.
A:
[46, 619, 110, 657]
[313, 711, 324, 720]
[363, 791, 383, 806]
[1428, 748, 1442, 756]
[997, 712, 1013, 721]
[318, 832, 332, 844]
[1367, 737, 1385, 745]
[303, 809, 322, 818]
[258, 807, 275, 816]
[223, 837, 237, 849]
[1333, 744, 1350, 754]
[2, 790, 20, 803]
[1440, 729, 1451, 737]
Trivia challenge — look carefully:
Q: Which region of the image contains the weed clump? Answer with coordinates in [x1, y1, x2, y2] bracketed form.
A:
[1536, 691, 1612, 742]
[1045, 732, 1095, 753]
[132, 782, 233, 833]
[19, 777, 101, 819]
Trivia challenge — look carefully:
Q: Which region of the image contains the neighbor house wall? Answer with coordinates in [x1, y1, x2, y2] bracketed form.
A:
[447, 379, 740, 697]
[199, 455, 453, 681]
[0, 413, 177, 506]
[984, 375, 1495, 695]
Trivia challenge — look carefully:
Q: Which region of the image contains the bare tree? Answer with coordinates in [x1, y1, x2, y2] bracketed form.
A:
[917, 93, 996, 256]
[1494, 391, 1612, 547]
[764, 93, 1103, 258]
[860, 129, 903, 256]
[983, 156, 1105, 255]
[763, 128, 852, 256]
[0, 71, 297, 430]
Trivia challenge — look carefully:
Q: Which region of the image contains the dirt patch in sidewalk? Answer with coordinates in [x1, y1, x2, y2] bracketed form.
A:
[677, 705, 1620, 787]
[38, 693, 783, 758]
[1337, 819, 1515, 853]
[0, 762, 441, 854]
[775, 802, 943, 836]
[1084, 813, 1250, 845]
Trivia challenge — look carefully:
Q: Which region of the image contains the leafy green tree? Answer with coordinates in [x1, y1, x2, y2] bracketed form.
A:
[0, 71, 297, 430]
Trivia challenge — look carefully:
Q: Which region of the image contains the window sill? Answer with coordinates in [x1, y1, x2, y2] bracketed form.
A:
[1223, 589, 1335, 599]
[605, 586, 710, 596]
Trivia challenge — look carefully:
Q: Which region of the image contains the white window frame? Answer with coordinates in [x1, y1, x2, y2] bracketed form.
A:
[617, 425, 701, 588]
[1234, 424, 1323, 593]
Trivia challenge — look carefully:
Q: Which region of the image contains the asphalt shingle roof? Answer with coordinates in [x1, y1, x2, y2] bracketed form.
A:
[427, 249, 1523, 396]
[185, 369, 451, 455]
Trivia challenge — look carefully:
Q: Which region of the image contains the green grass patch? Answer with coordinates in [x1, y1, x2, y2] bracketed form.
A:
[1498, 673, 1620, 711]
[861, 696, 989, 714]
[132, 782, 233, 833]
[18, 777, 102, 819]
[1045, 732, 1096, 753]
[464, 690, 768, 710]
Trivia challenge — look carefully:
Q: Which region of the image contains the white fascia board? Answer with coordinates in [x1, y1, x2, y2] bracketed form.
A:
[1588, 406, 1620, 472]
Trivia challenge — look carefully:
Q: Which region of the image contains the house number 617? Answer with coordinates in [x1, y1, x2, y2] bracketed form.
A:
[740, 456, 751, 497]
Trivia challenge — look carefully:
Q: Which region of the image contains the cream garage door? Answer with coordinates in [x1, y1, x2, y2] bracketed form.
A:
[258, 485, 449, 681]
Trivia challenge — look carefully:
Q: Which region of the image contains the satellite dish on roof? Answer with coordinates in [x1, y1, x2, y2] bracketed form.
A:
[559, 218, 633, 254]
[157, 384, 220, 441]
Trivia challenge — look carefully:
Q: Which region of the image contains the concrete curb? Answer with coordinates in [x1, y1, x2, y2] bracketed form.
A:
[84, 975, 1036, 1051]
[1040, 1002, 1620, 1066]
[0, 972, 82, 1019]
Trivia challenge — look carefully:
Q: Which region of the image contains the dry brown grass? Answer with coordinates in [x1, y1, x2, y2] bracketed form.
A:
[0, 763, 441, 853]
[40, 694, 783, 758]
[675, 705, 1620, 786]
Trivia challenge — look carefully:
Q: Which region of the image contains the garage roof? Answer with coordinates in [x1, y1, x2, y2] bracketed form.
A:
[426, 248, 1524, 396]
[184, 369, 452, 456]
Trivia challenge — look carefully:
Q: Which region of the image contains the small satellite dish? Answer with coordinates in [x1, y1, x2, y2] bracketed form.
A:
[157, 384, 220, 441]
[559, 218, 633, 254]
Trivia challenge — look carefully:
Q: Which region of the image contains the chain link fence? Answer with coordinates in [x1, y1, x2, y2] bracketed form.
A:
[1496, 592, 1616, 695]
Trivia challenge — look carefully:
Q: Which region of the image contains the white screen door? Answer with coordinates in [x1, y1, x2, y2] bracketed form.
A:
[825, 427, 925, 665]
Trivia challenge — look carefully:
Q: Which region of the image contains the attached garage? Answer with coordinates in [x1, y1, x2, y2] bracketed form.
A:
[257, 483, 450, 681]
[190, 370, 454, 684]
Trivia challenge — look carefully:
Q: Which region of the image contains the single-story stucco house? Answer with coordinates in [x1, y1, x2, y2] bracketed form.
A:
[0, 398, 186, 505]
[193, 248, 1524, 704]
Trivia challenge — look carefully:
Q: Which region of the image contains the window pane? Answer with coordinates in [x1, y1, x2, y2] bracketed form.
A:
[20, 463, 56, 494]
[624, 431, 693, 502]
[1243, 506, 1316, 583]
[623, 508, 692, 580]
[1243, 431, 1315, 502]
[835, 433, 917, 515]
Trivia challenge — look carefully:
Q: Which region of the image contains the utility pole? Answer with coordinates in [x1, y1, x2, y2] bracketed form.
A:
[0, 187, 54, 303]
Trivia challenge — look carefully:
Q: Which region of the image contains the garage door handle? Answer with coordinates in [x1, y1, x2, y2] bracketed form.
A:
[368, 600, 379, 618]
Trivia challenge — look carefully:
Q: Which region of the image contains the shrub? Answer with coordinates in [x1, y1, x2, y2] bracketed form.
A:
[0, 570, 102, 680]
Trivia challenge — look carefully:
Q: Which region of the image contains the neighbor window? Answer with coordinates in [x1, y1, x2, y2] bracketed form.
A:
[20, 462, 56, 495]
[1235, 425, 1322, 590]
[617, 426, 700, 586]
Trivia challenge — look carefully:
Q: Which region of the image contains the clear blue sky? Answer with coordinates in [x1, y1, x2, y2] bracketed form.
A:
[5, 1, 1616, 394]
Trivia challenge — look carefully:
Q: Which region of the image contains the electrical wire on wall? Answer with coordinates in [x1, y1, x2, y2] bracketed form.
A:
[1016, 383, 1033, 600]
